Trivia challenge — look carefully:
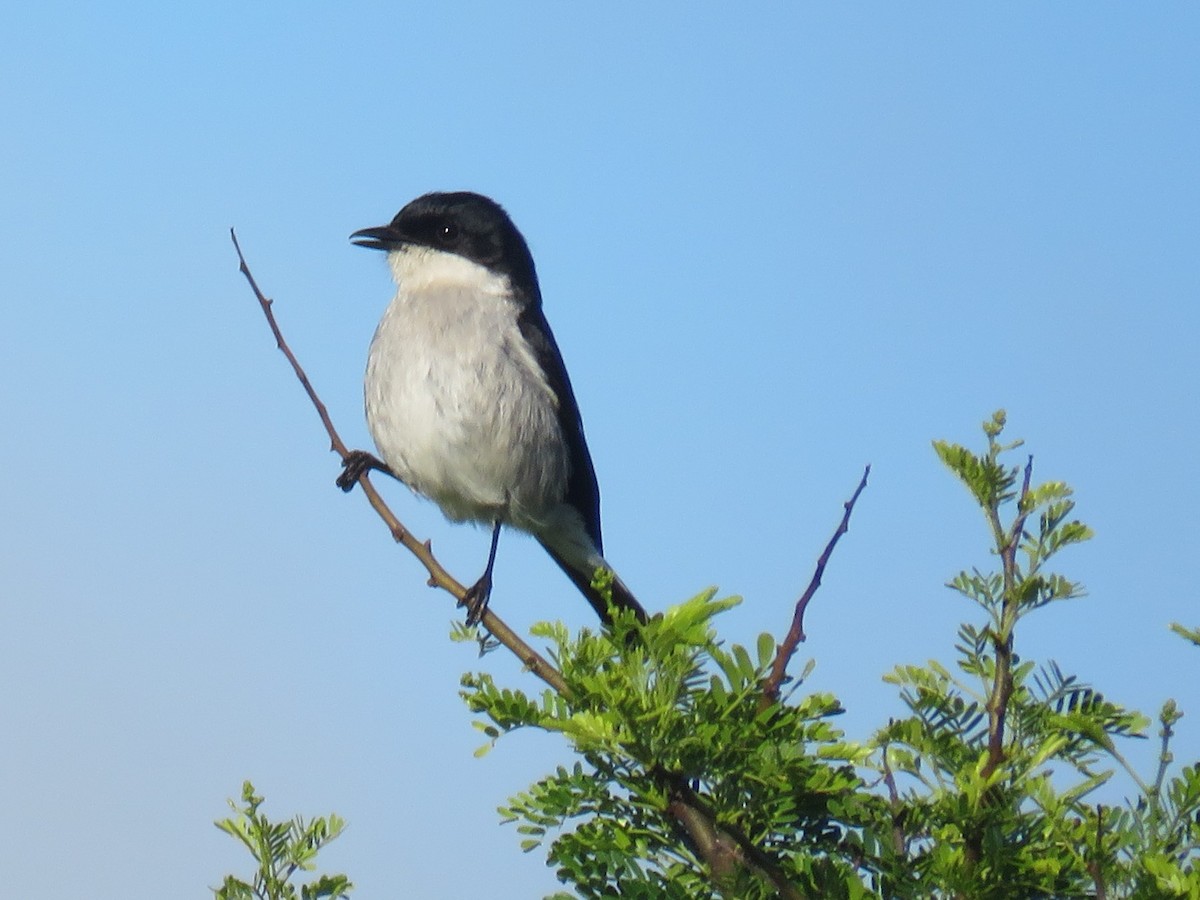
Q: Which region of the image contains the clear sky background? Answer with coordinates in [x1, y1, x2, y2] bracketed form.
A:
[1, 4, 1197, 897]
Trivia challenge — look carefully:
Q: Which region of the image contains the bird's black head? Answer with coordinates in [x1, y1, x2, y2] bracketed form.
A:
[351, 191, 539, 292]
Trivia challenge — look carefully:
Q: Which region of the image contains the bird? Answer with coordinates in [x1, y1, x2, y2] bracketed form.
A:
[338, 191, 647, 627]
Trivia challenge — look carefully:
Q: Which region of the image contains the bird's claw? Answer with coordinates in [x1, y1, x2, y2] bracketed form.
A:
[462, 573, 493, 626]
[337, 450, 389, 492]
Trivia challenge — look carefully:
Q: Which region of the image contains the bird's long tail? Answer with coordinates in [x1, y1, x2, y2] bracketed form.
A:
[540, 542, 648, 626]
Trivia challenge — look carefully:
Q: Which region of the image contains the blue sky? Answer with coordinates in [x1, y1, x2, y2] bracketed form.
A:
[1, 4, 1197, 897]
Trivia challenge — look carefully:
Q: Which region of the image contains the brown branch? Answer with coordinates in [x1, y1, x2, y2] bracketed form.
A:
[980, 454, 1034, 781]
[761, 465, 870, 704]
[879, 743, 908, 857]
[1088, 805, 1108, 900]
[230, 229, 569, 697]
[968, 455, 1035, 875]
[658, 768, 808, 900]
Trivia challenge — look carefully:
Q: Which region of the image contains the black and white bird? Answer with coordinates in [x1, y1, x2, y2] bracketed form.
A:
[339, 191, 647, 626]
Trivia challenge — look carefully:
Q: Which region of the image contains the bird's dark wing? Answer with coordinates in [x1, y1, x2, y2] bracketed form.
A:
[516, 304, 603, 554]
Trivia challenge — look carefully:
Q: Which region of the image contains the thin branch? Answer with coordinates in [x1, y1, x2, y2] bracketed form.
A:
[967, 454, 1035, 875]
[232, 229, 347, 458]
[879, 743, 908, 857]
[1001, 455, 1036, 571]
[1088, 805, 1108, 900]
[981, 454, 1034, 781]
[761, 465, 870, 704]
[231, 229, 569, 697]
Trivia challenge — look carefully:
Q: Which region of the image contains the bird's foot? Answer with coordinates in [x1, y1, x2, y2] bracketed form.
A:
[336, 450, 392, 492]
[462, 571, 493, 626]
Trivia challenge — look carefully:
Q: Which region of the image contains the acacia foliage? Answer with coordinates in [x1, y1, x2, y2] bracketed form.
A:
[215, 412, 1200, 898]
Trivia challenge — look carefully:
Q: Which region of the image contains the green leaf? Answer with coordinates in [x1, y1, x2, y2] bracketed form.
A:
[1170, 622, 1200, 647]
[214, 784, 352, 899]
[756, 632, 776, 670]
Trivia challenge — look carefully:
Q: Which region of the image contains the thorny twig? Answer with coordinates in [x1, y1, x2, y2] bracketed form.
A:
[762, 465, 870, 705]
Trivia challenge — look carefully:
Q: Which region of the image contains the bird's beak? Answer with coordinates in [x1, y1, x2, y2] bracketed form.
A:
[350, 225, 402, 250]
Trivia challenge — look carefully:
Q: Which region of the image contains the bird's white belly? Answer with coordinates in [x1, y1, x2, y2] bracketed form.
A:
[364, 284, 569, 531]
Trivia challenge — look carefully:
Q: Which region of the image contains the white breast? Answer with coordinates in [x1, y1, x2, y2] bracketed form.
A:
[364, 246, 571, 531]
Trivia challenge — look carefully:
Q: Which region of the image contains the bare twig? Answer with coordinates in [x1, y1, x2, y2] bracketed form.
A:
[231, 229, 569, 696]
[761, 465, 870, 704]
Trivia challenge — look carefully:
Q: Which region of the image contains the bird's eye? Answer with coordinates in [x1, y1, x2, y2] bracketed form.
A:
[437, 221, 458, 242]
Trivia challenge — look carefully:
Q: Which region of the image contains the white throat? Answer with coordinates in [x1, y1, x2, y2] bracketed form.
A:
[386, 245, 510, 298]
